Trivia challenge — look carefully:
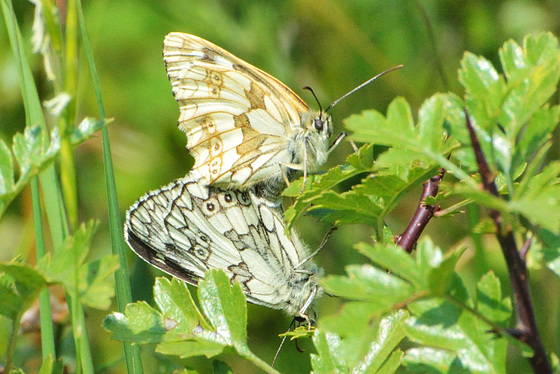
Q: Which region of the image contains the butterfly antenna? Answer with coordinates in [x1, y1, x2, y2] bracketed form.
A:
[325, 64, 404, 112]
[272, 318, 297, 367]
[303, 86, 324, 118]
[297, 225, 337, 268]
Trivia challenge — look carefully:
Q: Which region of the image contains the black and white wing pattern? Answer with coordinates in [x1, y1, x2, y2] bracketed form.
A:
[125, 172, 322, 320]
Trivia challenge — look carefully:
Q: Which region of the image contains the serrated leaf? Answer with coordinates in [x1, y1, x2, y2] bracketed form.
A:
[510, 162, 560, 233]
[104, 271, 274, 371]
[103, 301, 184, 344]
[154, 277, 212, 332]
[499, 34, 560, 138]
[311, 329, 346, 373]
[79, 254, 119, 309]
[35, 220, 117, 309]
[0, 118, 106, 217]
[476, 272, 512, 325]
[12, 125, 46, 177]
[513, 106, 559, 175]
[312, 311, 407, 373]
[356, 242, 423, 288]
[38, 221, 97, 279]
[321, 265, 415, 307]
[347, 96, 458, 166]
[0, 262, 48, 318]
[406, 294, 507, 373]
[459, 52, 506, 131]
[198, 269, 248, 354]
[537, 229, 560, 278]
[290, 165, 437, 235]
[284, 150, 373, 229]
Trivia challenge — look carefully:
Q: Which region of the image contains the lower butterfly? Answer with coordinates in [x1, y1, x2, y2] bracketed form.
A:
[124, 172, 323, 323]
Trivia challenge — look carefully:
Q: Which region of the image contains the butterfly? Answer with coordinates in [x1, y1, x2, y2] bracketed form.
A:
[124, 171, 323, 323]
[163, 32, 339, 194]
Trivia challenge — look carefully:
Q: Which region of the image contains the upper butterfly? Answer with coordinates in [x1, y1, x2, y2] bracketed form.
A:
[163, 32, 334, 193]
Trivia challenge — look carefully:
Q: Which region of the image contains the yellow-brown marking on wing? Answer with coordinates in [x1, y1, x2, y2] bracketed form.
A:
[245, 81, 267, 110]
[233, 113, 266, 155]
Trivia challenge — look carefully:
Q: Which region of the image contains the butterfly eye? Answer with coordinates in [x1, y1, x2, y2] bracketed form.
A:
[314, 118, 324, 132]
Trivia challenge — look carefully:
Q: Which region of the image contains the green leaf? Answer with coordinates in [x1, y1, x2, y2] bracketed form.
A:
[499, 34, 560, 138]
[346, 96, 458, 166]
[37, 220, 118, 309]
[283, 144, 375, 230]
[12, 125, 48, 178]
[0, 118, 107, 218]
[356, 242, 423, 288]
[104, 273, 276, 372]
[476, 272, 512, 325]
[536, 229, 560, 278]
[311, 329, 346, 373]
[212, 360, 234, 374]
[79, 254, 119, 310]
[311, 311, 407, 373]
[405, 290, 508, 373]
[403, 347, 459, 373]
[198, 269, 248, 354]
[38, 221, 96, 286]
[0, 140, 14, 195]
[459, 52, 506, 131]
[321, 265, 415, 306]
[0, 262, 48, 318]
[319, 302, 384, 338]
[510, 162, 560, 233]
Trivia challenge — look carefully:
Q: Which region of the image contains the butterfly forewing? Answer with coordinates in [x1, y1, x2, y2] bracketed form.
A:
[125, 172, 322, 318]
[163, 32, 332, 191]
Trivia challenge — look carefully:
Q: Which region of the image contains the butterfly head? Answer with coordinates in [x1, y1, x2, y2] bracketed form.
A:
[312, 113, 333, 139]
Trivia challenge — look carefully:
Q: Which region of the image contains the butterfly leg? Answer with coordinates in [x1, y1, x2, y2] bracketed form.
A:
[279, 161, 304, 187]
[328, 131, 351, 153]
[298, 286, 318, 328]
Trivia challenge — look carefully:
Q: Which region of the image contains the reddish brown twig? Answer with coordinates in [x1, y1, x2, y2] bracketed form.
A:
[396, 168, 445, 252]
[465, 110, 551, 374]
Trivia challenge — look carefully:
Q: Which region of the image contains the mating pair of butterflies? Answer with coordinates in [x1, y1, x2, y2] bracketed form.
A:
[125, 32, 338, 323]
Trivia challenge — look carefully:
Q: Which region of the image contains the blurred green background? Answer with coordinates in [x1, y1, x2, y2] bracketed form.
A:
[1, 0, 559, 373]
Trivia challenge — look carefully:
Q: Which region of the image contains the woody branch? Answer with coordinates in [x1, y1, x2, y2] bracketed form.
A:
[464, 110, 551, 374]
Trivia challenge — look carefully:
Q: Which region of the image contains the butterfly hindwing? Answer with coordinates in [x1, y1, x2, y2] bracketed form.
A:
[125, 172, 322, 318]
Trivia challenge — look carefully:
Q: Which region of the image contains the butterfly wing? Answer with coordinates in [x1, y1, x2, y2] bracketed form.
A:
[125, 173, 320, 315]
[163, 32, 313, 188]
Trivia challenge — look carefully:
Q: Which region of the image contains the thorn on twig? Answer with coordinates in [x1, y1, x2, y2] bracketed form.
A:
[520, 235, 532, 261]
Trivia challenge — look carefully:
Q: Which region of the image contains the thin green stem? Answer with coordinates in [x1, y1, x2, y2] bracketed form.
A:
[75, 0, 144, 371]
[241, 351, 281, 374]
[32, 178, 56, 358]
[60, 0, 79, 229]
[4, 311, 22, 373]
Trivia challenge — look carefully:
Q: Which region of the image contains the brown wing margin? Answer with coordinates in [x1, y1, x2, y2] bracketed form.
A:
[125, 229, 201, 287]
